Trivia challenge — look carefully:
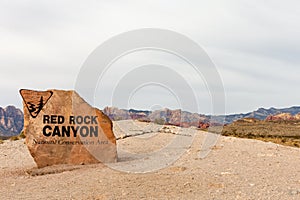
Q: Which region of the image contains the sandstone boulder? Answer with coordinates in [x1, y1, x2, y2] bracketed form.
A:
[20, 89, 117, 168]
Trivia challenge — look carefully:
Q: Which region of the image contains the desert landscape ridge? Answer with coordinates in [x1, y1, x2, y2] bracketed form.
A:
[1, 120, 300, 199]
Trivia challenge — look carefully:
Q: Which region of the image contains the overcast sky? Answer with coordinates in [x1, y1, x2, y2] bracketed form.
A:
[0, 0, 299, 114]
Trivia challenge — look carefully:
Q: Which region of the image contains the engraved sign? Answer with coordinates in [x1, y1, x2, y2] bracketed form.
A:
[20, 89, 117, 168]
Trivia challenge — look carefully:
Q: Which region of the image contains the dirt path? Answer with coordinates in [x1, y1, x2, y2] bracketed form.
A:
[1, 121, 300, 199]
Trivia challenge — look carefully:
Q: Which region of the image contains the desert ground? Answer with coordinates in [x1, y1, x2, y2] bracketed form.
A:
[1, 120, 300, 199]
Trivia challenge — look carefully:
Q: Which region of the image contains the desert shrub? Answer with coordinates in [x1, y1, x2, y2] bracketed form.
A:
[9, 131, 26, 141]
[231, 128, 237, 135]
[10, 136, 20, 141]
[19, 130, 26, 139]
[138, 119, 151, 123]
[154, 118, 166, 125]
[281, 138, 287, 143]
[0, 139, 3, 144]
[293, 143, 300, 147]
[114, 116, 123, 121]
[221, 130, 227, 135]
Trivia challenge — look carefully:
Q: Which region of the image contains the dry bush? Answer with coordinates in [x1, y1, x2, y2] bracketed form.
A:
[19, 130, 26, 139]
[9, 135, 20, 141]
[222, 120, 300, 148]
[8, 131, 26, 141]
[154, 118, 166, 125]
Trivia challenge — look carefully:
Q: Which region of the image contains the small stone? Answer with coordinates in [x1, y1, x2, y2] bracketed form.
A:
[120, 134, 127, 139]
[220, 172, 231, 175]
[289, 189, 299, 195]
[184, 182, 191, 187]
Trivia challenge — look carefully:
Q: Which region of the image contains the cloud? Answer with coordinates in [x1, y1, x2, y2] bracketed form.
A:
[0, 0, 299, 114]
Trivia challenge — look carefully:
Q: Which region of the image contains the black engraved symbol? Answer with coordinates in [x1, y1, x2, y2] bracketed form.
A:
[26, 96, 44, 118]
[19, 90, 53, 118]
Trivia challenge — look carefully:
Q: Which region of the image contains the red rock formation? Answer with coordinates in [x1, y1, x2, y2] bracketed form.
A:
[103, 107, 130, 121]
[266, 113, 296, 121]
[20, 89, 117, 168]
[198, 121, 210, 129]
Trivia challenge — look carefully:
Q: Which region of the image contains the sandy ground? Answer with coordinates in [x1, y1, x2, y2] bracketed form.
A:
[1, 120, 300, 199]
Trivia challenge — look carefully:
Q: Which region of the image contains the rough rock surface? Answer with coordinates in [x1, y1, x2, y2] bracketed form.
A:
[20, 89, 117, 168]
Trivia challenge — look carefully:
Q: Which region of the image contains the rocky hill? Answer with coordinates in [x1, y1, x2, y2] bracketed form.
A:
[265, 112, 300, 121]
[2, 105, 300, 137]
[103, 107, 209, 128]
[103, 106, 300, 128]
[0, 106, 23, 138]
[223, 106, 300, 123]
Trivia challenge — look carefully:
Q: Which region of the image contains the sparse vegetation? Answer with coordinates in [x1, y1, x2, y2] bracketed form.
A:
[10, 135, 20, 141]
[154, 118, 166, 125]
[0, 139, 3, 144]
[114, 116, 123, 121]
[222, 120, 300, 148]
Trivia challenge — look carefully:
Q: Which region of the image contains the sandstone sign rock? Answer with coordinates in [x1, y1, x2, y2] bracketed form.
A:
[20, 89, 117, 168]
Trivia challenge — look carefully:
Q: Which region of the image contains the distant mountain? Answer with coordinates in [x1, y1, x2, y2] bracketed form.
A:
[103, 106, 300, 128]
[0, 106, 23, 137]
[265, 112, 300, 121]
[2, 105, 300, 137]
[223, 106, 300, 124]
[103, 107, 207, 127]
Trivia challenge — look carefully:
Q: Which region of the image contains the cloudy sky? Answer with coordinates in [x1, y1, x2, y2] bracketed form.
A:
[0, 0, 299, 114]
